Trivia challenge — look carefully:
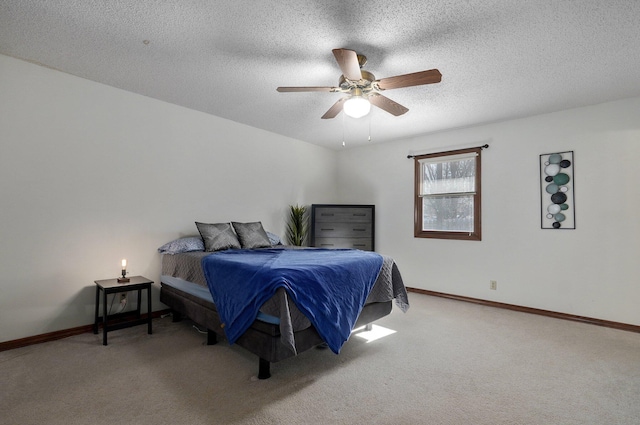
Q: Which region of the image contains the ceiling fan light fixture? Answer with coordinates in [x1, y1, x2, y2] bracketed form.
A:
[343, 94, 371, 119]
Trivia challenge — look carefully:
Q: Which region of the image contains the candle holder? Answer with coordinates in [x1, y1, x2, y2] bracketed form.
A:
[117, 270, 130, 283]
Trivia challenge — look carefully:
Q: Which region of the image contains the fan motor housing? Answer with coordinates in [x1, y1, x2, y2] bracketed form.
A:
[339, 70, 376, 91]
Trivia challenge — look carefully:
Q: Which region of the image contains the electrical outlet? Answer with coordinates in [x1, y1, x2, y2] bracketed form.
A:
[490, 280, 497, 290]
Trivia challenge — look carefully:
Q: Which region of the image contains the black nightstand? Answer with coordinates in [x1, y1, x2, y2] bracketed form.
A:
[93, 275, 153, 345]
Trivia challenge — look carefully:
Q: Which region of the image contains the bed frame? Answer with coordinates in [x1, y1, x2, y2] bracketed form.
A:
[160, 282, 392, 379]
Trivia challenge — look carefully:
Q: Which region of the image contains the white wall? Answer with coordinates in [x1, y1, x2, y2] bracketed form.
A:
[0, 54, 338, 343]
[336, 97, 640, 326]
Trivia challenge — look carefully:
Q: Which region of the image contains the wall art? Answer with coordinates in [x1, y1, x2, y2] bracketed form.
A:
[540, 151, 575, 229]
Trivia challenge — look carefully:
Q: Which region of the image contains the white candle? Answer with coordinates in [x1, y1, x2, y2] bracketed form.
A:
[121, 259, 127, 270]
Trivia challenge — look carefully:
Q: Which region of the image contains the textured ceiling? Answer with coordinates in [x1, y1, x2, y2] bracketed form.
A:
[1, 1, 639, 149]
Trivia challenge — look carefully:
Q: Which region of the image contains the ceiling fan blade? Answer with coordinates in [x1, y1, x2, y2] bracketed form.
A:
[376, 69, 442, 90]
[321, 98, 347, 119]
[277, 86, 337, 92]
[332, 49, 362, 81]
[369, 94, 409, 116]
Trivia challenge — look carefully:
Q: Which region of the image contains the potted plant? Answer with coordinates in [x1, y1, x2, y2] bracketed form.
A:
[286, 204, 308, 246]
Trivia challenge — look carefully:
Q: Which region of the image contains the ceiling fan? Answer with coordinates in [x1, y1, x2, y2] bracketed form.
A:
[277, 48, 442, 119]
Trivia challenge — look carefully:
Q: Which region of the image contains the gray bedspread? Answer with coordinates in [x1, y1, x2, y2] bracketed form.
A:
[161, 247, 408, 354]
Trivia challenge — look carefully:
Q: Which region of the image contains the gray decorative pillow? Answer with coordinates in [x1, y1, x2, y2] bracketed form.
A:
[195, 222, 241, 252]
[157, 236, 204, 255]
[232, 221, 271, 249]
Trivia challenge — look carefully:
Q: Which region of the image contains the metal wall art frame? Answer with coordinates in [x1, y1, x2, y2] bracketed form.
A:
[540, 151, 575, 229]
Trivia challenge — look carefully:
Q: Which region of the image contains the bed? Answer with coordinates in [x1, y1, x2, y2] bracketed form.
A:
[158, 224, 409, 379]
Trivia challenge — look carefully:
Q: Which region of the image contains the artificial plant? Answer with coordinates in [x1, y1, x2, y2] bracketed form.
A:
[286, 204, 308, 246]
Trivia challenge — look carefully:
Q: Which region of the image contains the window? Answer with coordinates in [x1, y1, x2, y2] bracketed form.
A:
[414, 147, 482, 240]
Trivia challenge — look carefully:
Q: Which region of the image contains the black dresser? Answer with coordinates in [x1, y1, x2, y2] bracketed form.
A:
[310, 204, 375, 251]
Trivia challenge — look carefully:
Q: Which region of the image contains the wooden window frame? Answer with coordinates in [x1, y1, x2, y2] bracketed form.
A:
[414, 147, 482, 241]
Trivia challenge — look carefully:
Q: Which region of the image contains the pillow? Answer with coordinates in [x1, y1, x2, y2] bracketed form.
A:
[232, 221, 271, 249]
[195, 222, 241, 252]
[266, 231, 282, 246]
[157, 236, 204, 255]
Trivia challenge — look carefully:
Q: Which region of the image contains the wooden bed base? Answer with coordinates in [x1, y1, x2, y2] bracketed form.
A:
[160, 282, 392, 379]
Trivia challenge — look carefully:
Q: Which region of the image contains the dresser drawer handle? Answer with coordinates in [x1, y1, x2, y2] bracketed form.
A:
[353, 244, 366, 247]
[353, 228, 366, 232]
[320, 213, 334, 216]
[320, 228, 334, 231]
[320, 244, 334, 247]
[352, 213, 366, 216]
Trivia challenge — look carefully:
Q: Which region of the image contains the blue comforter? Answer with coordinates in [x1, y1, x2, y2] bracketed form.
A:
[202, 248, 383, 354]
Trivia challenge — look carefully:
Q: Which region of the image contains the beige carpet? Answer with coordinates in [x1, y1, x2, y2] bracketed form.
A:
[2, 293, 639, 425]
